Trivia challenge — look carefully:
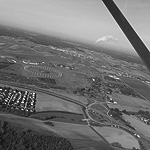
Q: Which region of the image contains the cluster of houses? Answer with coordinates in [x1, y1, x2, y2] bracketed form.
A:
[106, 95, 117, 104]
[136, 115, 150, 125]
[115, 71, 150, 86]
[0, 86, 36, 112]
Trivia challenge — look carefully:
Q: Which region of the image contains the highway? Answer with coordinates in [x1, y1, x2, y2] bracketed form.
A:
[0, 80, 86, 108]
[101, 74, 150, 143]
[0, 79, 149, 145]
[0, 80, 113, 144]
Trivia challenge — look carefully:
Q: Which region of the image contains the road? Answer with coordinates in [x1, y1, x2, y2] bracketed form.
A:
[101, 74, 150, 143]
[0, 80, 114, 145]
[0, 78, 149, 146]
[0, 36, 149, 148]
[0, 80, 86, 108]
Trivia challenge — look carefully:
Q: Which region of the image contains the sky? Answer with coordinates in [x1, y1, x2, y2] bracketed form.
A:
[0, 0, 149, 54]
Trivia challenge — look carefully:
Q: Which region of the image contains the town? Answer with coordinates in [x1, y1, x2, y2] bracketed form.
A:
[0, 86, 36, 112]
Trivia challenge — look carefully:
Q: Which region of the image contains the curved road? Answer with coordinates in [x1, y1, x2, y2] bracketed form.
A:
[0, 80, 149, 145]
[0, 80, 86, 108]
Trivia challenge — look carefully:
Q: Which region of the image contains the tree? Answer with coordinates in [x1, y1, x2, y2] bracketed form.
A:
[122, 109, 130, 115]
[132, 147, 139, 150]
[0, 119, 73, 150]
[111, 142, 123, 148]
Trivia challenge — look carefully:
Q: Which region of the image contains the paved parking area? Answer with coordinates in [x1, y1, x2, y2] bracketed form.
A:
[24, 65, 62, 78]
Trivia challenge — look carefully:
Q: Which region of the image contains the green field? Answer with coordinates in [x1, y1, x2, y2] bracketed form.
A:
[36, 93, 83, 114]
[91, 104, 108, 113]
[0, 83, 84, 114]
[0, 113, 111, 150]
[0, 113, 58, 136]
[121, 77, 150, 100]
[30, 111, 87, 125]
[88, 109, 111, 124]
[93, 126, 140, 149]
[45, 121, 111, 150]
[54, 92, 88, 105]
[112, 93, 150, 110]
[56, 68, 90, 90]
[107, 103, 150, 112]
[123, 114, 150, 138]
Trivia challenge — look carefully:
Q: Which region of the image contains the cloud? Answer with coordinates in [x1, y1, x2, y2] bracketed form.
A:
[95, 35, 118, 43]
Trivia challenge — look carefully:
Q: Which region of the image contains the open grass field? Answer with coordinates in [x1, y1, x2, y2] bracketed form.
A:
[91, 104, 108, 113]
[112, 93, 150, 110]
[0, 41, 73, 65]
[96, 67, 116, 74]
[88, 110, 111, 124]
[64, 94, 88, 105]
[0, 113, 58, 136]
[123, 114, 150, 138]
[93, 126, 140, 149]
[54, 92, 88, 105]
[44, 121, 111, 150]
[0, 83, 84, 114]
[121, 77, 150, 100]
[107, 103, 150, 112]
[36, 93, 83, 114]
[30, 111, 87, 125]
[0, 113, 110, 150]
[0, 113, 111, 150]
[56, 68, 90, 89]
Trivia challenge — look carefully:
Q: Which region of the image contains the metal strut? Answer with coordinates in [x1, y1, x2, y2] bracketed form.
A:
[101, 0, 150, 71]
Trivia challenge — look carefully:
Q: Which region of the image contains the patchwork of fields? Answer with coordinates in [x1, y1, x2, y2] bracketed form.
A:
[53, 92, 88, 105]
[36, 93, 83, 114]
[1, 35, 150, 150]
[112, 93, 150, 110]
[0, 113, 58, 136]
[121, 77, 150, 101]
[30, 111, 87, 125]
[45, 121, 111, 150]
[123, 114, 150, 138]
[107, 103, 150, 112]
[0, 113, 111, 150]
[91, 103, 108, 113]
[93, 126, 140, 149]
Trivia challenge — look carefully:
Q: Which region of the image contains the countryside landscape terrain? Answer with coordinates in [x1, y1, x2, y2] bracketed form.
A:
[0, 26, 150, 150]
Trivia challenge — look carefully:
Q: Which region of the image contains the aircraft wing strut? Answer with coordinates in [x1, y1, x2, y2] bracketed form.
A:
[102, 0, 150, 71]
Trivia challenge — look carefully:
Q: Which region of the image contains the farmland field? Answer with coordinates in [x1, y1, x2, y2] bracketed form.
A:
[107, 103, 150, 112]
[36, 93, 83, 114]
[91, 104, 108, 113]
[0, 113, 110, 150]
[0, 83, 84, 114]
[112, 93, 150, 110]
[44, 121, 111, 150]
[0, 113, 58, 136]
[121, 77, 150, 100]
[123, 114, 150, 138]
[1, 26, 150, 150]
[93, 126, 140, 149]
[53, 92, 88, 105]
[30, 111, 87, 125]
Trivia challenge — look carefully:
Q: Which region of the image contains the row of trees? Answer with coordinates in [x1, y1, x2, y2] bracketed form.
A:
[0, 105, 33, 117]
[111, 142, 140, 150]
[137, 110, 150, 120]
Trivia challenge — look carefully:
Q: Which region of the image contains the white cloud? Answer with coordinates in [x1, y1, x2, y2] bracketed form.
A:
[95, 35, 118, 43]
